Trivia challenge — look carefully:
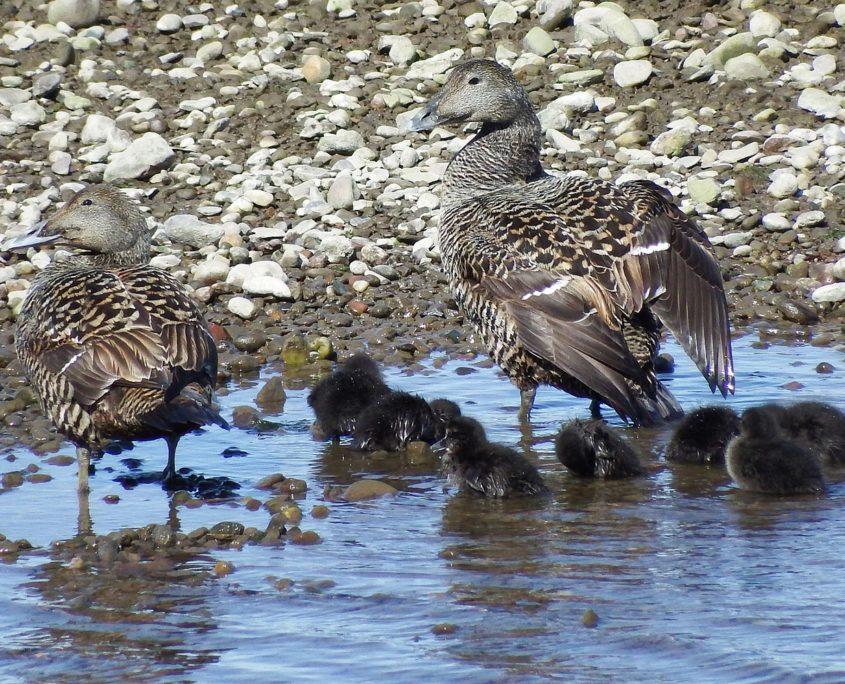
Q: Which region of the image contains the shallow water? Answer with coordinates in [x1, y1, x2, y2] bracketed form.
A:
[1, 333, 845, 683]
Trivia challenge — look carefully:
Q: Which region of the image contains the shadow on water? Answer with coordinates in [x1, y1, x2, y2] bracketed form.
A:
[1, 332, 845, 682]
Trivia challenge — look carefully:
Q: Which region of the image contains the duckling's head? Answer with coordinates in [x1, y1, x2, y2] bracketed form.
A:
[2, 184, 150, 264]
[406, 59, 533, 132]
[444, 416, 489, 452]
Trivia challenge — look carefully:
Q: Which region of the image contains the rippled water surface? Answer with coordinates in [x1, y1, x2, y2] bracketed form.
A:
[2, 333, 845, 683]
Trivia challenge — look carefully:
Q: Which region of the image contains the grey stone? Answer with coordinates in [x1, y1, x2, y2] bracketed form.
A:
[103, 132, 175, 182]
[537, 0, 574, 30]
[48, 0, 100, 27]
[523, 26, 555, 56]
[32, 74, 62, 99]
[156, 13, 182, 33]
[327, 172, 359, 210]
[687, 178, 721, 205]
[162, 214, 225, 248]
[724, 53, 769, 80]
[317, 130, 365, 155]
[811, 283, 845, 303]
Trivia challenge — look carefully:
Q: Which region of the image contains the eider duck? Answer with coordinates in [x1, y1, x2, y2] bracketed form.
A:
[352, 390, 444, 452]
[665, 406, 741, 464]
[779, 401, 845, 466]
[555, 418, 646, 478]
[2, 184, 227, 491]
[725, 406, 824, 495]
[429, 398, 462, 427]
[406, 60, 734, 425]
[441, 416, 549, 497]
[307, 353, 389, 440]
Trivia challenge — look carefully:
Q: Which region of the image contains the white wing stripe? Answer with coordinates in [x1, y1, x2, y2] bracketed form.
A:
[521, 277, 572, 300]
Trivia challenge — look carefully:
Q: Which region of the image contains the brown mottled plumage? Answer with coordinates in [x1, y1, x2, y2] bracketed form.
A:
[2, 184, 226, 491]
[407, 60, 735, 425]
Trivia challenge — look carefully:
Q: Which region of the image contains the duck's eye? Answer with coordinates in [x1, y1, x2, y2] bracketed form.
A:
[81, 199, 93, 206]
[468, 76, 481, 85]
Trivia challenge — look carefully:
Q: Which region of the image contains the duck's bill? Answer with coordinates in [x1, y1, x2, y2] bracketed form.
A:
[404, 94, 448, 133]
[0, 222, 59, 251]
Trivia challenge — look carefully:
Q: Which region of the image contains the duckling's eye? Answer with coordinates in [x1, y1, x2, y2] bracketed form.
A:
[81, 199, 93, 206]
[468, 76, 481, 85]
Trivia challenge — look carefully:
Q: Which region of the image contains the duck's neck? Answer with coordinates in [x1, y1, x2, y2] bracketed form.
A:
[57, 236, 152, 270]
[441, 110, 545, 208]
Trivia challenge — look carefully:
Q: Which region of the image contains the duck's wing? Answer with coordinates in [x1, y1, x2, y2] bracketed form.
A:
[119, 266, 219, 397]
[17, 269, 173, 409]
[451, 197, 655, 422]
[616, 180, 734, 396]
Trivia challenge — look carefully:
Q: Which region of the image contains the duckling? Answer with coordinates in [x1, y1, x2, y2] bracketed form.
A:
[779, 401, 845, 466]
[441, 416, 549, 497]
[429, 398, 462, 431]
[307, 353, 389, 440]
[352, 391, 443, 452]
[725, 406, 825, 495]
[406, 59, 734, 424]
[2, 184, 227, 491]
[665, 406, 741, 464]
[555, 419, 646, 478]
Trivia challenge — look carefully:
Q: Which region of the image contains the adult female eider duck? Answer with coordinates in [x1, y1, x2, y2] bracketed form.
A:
[725, 406, 824, 496]
[406, 60, 735, 425]
[441, 416, 549, 497]
[1, 184, 227, 491]
[665, 405, 741, 464]
[555, 418, 646, 478]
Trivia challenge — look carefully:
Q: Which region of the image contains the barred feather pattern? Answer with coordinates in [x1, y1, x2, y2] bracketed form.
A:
[16, 243, 221, 451]
[422, 60, 734, 424]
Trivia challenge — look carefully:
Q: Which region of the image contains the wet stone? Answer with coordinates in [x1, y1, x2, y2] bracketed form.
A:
[256, 376, 287, 411]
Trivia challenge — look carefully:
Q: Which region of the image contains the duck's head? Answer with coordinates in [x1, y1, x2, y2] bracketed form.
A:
[405, 59, 533, 133]
[2, 184, 150, 261]
[444, 416, 489, 452]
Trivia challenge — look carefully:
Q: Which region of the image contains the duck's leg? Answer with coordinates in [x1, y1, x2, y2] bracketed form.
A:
[77, 486, 92, 536]
[589, 399, 603, 420]
[162, 434, 181, 485]
[518, 388, 536, 422]
[76, 446, 91, 493]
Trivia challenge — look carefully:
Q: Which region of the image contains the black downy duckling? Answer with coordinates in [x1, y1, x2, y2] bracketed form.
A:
[406, 60, 734, 425]
[352, 391, 444, 452]
[307, 353, 389, 440]
[441, 416, 549, 497]
[725, 406, 825, 495]
[665, 406, 742, 464]
[555, 419, 646, 478]
[778, 401, 845, 466]
[353, 396, 461, 452]
[2, 184, 227, 491]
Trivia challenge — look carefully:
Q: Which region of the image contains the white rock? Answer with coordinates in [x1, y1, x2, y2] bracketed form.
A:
[650, 128, 692, 157]
[811, 283, 845, 303]
[48, 0, 100, 27]
[228, 296, 257, 319]
[81, 113, 115, 143]
[488, 2, 518, 26]
[788, 144, 821, 170]
[50, 150, 72, 175]
[196, 41, 224, 62]
[149, 254, 181, 269]
[388, 36, 417, 65]
[537, 0, 574, 30]
[318, 233, 354, 261]
[631, 18, 659, 43]
[797, 88, 843, 119]
[717, 142, 759, 164]
[613, 60, 652, 87]
[162, 214, 225, 248]
[767, 170, 798, 198]
[327, 172, 358, 210]
[836, 4, 845, 26]
[761, 213, 792, 231]
[523, 26, 555, 56]
[193, 255, 230, 283]
[724, 53, 769, 80]
[9, 101, 46, 126]
[832, 257, 845, 281]
[748, 10, 781, 37]
[301, 55, 331, 83]
[317, 130, 364, 154]
[244, 189, 274, 207]
[574, 6, 643, 46]
[156, 13, 182, 33]
[103, 132, 175, 182]
[242, 275, 291, 298]
[405, 48, 463, 81]
[793, 210, 826, 228]
[360, 242, 387, 265]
